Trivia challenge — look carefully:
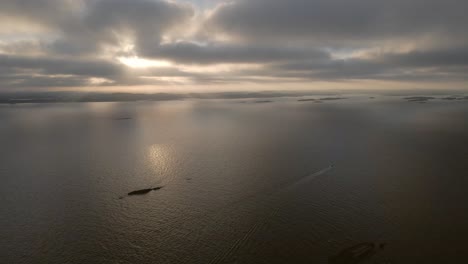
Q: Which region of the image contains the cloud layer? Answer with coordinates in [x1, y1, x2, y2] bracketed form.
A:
[0, 0, 467, 90]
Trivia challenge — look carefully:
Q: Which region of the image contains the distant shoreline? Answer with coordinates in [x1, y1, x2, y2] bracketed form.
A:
[0, 91, 467, 105]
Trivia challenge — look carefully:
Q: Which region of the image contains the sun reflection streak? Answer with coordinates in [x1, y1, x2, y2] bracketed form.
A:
[147, 144, 174, 182]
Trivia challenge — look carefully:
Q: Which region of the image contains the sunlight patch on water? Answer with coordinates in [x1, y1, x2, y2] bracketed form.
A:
[147, 144, 174, 182]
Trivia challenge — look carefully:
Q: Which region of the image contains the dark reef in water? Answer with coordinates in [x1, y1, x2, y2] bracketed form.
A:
[298, 98, 322, 103]
[119, 187, 163, 199]
[319, 97, 348, 101]
[442, 96, 468, 101]
[298, 97, 347, 103]
[404, 96, 435, 103]
[254, 100, 273, 103]
[442, 96, 460, 100]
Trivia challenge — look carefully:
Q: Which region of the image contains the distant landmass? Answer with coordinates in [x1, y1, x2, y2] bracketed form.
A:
[0, 91, 337, 104]
[1, 91, 467, 104]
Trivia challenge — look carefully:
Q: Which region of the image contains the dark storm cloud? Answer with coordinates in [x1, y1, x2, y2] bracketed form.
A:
[209, 0, 468, 45]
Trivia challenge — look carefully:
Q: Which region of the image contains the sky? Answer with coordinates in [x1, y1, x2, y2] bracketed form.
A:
[0, 0, 467, 92]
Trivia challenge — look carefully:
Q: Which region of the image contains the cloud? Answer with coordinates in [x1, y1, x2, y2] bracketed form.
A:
[0, 0, 196, 89]
[0, 54, 122, 77]
[262, 47, 468, 81]
[208, 0, 468, 46]
[0, 0, 467, 90]
[0, 54, 125, 88]
[0, 0, 194, 55]
[381, 47, 468, 68]
[144, 41, 330, 64]
[53, 0, 194, 56]
[0, 0, 76, 29]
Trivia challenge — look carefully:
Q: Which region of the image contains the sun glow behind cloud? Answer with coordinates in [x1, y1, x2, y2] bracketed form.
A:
[118, 56, 173, 68]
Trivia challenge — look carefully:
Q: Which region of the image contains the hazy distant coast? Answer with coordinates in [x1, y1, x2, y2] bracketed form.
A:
[1, 91, 467, 104]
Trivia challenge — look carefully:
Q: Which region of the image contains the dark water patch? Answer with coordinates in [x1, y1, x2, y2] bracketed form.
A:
[253, 100, 273, 103]
[329, 242, 385, 264]
[208, 165, 334, 264]
[113, 117, 132, 121]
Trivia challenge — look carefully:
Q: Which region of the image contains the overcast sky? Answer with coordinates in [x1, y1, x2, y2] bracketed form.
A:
[0, 0, 467, 92]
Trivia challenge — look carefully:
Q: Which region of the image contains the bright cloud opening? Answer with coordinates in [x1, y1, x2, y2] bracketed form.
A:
[118, 56, 173, 68]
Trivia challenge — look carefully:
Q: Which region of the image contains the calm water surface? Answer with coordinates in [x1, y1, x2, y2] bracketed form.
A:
[1, 97, 468, 263]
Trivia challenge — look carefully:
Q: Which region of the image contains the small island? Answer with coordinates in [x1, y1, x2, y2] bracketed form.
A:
[119, 187, 164, 199]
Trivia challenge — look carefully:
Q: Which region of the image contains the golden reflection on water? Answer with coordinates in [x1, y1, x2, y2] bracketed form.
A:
[147, 144, 174, 182]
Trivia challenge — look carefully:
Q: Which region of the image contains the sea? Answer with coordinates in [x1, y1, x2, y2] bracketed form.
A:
[1, 95, 468, 263]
